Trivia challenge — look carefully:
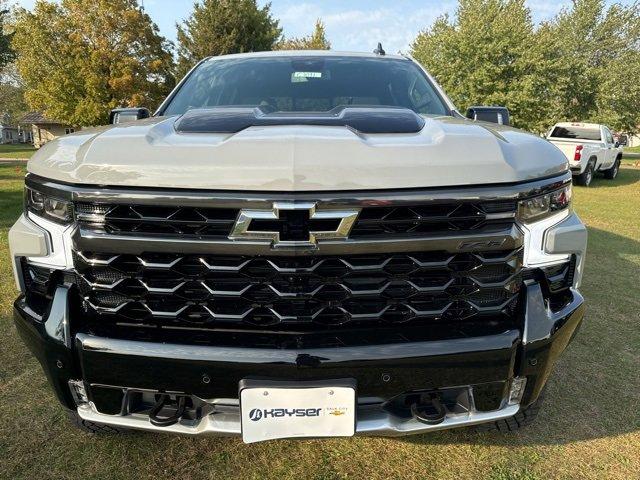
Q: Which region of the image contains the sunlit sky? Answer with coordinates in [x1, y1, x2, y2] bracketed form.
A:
[13, 0, 637, 54]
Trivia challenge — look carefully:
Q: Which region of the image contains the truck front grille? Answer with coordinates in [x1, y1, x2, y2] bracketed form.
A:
[75, 248, 523, 332]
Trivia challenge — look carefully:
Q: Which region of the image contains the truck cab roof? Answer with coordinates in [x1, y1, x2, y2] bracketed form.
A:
[202, 50, 410, 62]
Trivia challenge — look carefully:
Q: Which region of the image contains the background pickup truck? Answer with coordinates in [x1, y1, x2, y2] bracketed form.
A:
[547, 122, 623, 186]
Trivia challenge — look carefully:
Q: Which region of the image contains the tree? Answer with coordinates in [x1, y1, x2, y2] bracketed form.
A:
[274, 19, 331, 50]
[12, 0, 175, 126]
[410, 0, 560, 132]
[176, 0, 281, 78]
[410, 0, 640, 134]
[0, 65, 28, 126]
[0, 1, 24, 126]
[0, 2, 14, 70]
[542, 0, 640, 132]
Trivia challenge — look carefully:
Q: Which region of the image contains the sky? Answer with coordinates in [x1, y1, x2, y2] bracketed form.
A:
[12, 0, 637, 54]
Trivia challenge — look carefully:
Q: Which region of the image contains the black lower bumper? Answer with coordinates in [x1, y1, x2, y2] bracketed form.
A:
[14, 283, 585, 416]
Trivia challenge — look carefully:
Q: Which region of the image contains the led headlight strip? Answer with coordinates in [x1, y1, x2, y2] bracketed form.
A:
[517, 184, 572, 223]
[25, 187, 73, 224]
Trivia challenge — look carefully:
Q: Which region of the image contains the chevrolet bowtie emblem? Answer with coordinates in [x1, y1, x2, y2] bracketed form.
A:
[229, 202, 360, 248]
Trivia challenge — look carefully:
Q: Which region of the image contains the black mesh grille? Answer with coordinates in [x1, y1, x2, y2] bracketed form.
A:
[75, 200, 516, 239]
[74, 248, 523, 332]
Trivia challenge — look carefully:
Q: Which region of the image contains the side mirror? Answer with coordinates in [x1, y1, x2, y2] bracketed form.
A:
[466, 106, 510, 126]
[109, 107, 151, 125]
[615, 141, 620, 148]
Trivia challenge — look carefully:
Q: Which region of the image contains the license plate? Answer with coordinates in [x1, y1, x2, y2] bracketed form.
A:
[240, 381, 356, 443]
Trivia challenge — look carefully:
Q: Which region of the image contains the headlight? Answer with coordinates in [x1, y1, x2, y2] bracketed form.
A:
[518, 184, 572, 223]
[25, 187, 73, 224]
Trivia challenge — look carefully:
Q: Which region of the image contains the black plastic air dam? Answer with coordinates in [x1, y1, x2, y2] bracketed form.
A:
[75, 331, 519, 402]
[173, 106, 427, 134]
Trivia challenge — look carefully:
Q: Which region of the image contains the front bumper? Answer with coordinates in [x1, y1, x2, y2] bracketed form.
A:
[74, 397, 521, 437]
[14, 283, 585, 437]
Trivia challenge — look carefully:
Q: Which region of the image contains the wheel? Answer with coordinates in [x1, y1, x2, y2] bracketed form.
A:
[66, 410, 127, 434]
[476, 391, 545, 433]
[603, 157, 621, 180]
[575, 160, 595, 186]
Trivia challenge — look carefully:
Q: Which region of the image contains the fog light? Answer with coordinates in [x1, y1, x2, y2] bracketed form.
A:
[508, 377, 527, 405]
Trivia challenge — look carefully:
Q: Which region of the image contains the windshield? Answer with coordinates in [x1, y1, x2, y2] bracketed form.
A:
[550, 125, 602, 141]
[161, 56, 450, 117]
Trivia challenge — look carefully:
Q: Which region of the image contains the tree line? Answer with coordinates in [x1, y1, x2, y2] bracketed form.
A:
[0, 0, 639, 134]
[412, 0, 640, 133]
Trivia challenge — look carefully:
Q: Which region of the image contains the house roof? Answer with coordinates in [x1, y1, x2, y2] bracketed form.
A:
[19, 111, 65, 125]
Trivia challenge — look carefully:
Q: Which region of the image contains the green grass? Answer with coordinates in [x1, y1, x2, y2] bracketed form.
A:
[622, 147, 640, 165]
[0, 144, 36, 159]
[623, 145, 640, 154]
[0, 165, 639, 479]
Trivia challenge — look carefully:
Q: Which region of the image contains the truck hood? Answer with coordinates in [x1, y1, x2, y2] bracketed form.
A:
[28, 115, 568, 191]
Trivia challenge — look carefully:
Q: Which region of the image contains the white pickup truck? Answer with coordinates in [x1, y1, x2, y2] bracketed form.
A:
[547, 122, 623, 186]
[10, 50, 588, 441]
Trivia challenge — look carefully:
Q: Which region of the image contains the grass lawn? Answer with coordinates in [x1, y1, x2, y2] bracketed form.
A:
[621, 147, 640, 166]
[0, 165, 638, 480]
[623, 145, 640, 154]
[0, 144, 36, 159]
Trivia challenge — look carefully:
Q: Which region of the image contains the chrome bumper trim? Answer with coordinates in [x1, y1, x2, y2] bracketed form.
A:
[76, 402, 520, 437]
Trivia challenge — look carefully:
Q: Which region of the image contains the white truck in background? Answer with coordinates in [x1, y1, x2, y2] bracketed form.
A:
[547, 122, 623, 186]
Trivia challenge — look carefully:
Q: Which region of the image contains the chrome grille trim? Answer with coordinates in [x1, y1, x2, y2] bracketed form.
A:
[72, 224, 524, 256]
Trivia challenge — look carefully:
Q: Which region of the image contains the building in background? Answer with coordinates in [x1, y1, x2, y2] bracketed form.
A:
[18, 125, 33, 144]
[19, 111, 75, 148]
[627, 132, 640, 148]
[0, 124, 19, 144]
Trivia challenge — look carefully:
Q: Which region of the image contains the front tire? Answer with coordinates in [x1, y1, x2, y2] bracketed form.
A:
[603, 157, 621, 180]
[575, 160, 595, 186]
[476, 391, 545, 433]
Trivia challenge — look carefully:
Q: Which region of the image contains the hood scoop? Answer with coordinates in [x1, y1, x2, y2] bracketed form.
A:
[174, 106, 426, 134]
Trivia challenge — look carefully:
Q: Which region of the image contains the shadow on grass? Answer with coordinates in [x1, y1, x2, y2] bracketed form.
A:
[401, 226, 640, 447]
[0, 190, 22, 230]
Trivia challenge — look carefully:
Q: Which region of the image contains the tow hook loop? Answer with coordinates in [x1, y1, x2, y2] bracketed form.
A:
[410, 394, 447, 425]
[149, 394, 187, 427]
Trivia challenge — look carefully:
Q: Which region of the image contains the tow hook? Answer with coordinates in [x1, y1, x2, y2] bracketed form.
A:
[410, 393, 447, 425]
[148, 394, 188, 427]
